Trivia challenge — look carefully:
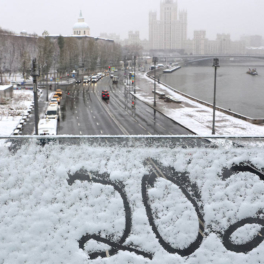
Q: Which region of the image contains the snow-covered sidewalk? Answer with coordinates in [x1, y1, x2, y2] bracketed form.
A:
[133, 73, 264, 136]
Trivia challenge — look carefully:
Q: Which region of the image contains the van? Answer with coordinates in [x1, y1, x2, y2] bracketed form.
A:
[38, 119, 58, 135]
[45, 104, 59, 121]
[91, 75, 98, 83]
[83, 75, 90, 83]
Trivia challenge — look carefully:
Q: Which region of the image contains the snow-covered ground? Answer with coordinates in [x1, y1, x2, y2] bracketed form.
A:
[0, 90, 34, 136]
[0, 141, 264, 263]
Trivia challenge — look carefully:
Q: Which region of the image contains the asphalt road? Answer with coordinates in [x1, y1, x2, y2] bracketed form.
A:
[57, 75, 192, 136]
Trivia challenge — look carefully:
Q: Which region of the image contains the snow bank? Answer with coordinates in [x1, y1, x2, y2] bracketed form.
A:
[0, 140, 264, 263]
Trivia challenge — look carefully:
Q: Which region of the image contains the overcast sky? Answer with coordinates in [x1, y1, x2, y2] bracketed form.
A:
[1, 0, 264, 41]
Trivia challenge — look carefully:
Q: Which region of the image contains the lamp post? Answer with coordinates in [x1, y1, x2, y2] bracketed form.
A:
[133, 55, 136, 94]
[31, 58, 40, 135]
[153, 56, 158, 107]
[212, 58, 220, 135]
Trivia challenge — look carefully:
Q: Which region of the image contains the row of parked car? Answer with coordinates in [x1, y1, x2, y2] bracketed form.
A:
[37, 88, 63, 136]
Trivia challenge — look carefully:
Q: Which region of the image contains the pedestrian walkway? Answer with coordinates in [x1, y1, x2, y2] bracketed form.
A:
[133, 72, 264, 136]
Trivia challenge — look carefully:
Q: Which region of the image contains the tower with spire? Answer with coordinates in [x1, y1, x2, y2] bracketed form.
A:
[73, 11, 90, 36]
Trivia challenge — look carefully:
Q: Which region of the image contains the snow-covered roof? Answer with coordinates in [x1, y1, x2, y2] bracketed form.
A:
[0, 85, 12, 91]
[73, 22, 89, 29]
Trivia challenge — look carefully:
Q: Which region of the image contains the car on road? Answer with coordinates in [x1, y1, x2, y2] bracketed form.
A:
[102, 90, 110, 100]
[49, 98, 58, 105]
[56, 89, 62, 96]
[38, 119, 58, 135]
[45, 104, 60, 121]
[83, 76, 90, 83]
[76, 79, 82, 84]
[112, 76, 118, 84]
[53, 94, 61, 104]
[91, 75, 99, 83]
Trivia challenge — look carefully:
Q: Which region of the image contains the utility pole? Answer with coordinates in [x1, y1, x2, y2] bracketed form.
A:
[133, 55, 136, 94]
[31, 58, 40, 135]
[153, 57, 158, 107]
[212, 58, 220, 135]
[46, 69, 49, 102]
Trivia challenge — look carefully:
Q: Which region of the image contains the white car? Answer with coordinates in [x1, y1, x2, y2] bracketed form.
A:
[38, 119, 58, 135]
[91, 75, 98, 83]
[45, 104, 60, 121]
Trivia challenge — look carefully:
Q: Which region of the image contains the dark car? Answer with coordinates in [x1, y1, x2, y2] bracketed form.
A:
[76, 79, 82, 84]
[102, 90, 110, 100]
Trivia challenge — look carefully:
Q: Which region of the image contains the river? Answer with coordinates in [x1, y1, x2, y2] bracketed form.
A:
[159, 60, 264, 118]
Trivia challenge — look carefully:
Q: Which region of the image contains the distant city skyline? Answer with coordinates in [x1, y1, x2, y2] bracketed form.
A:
[1, 0, 264, 41]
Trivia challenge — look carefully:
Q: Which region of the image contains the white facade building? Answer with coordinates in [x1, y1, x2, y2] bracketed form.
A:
[73, 11, 90, 36]
[149, 0, 187, 50]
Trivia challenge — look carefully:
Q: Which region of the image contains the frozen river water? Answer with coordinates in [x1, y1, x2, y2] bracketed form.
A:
[160, 62, 264, 118]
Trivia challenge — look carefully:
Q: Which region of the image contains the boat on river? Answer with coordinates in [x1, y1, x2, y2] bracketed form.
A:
[247, 68, 258, 75]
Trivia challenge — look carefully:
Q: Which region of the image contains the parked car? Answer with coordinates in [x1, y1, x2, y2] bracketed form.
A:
[76, 79, 82, 84]
[102, 90, 110, 100]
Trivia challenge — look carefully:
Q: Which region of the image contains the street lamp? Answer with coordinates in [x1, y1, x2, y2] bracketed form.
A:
[212, 58, 220, 135]
[153, 57, 158, 107]
[133, 55, 136, 94]
[31, 58, 40, 135]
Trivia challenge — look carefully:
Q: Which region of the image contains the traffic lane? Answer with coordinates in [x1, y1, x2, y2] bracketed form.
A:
[96, 79, 151, 135]
[84, 83, 124, 135]
[130, 98, 192, 135]
[103, 77, 172, 135]
[58, 84, 84, 135]
[114, 72, 192, 135]
[72, 86, 99, 135]
[63, 83, 104, 135]
[71, 82, 123, 135]
[75, 84, 115, 135]
[107, 80, 191, 135]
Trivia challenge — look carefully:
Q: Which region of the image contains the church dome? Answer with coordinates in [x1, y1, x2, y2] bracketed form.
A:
[73, 22, 89, 30]
[73, 11, 90, 35]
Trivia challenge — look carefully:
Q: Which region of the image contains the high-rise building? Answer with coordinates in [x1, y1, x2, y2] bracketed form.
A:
[149, 0, 187, 51]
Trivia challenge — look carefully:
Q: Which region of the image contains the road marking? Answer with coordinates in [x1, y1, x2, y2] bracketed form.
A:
[77, 117, 78, 119]
[157, 123, 166, 130]
[80, 131, 82, 135]
[199, 229, 205, 237]
[78, 123, 80, 126]
[97, 123, 99, 126]
[88, 172, 92, 180]
[147, 158, 167, 179]
[138, 124, 146, 131]
[148, 132, 152, 135]
[199, 219, 205, 228]
[258, 233, 263, 237]
[91, 110, 93, 113]
[93, 116, 95, 119]
[106, 250, 110, 257]
[101, 130, 103, 134]
[169, 132, 173, 135]
[76, 111, 77, 113]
